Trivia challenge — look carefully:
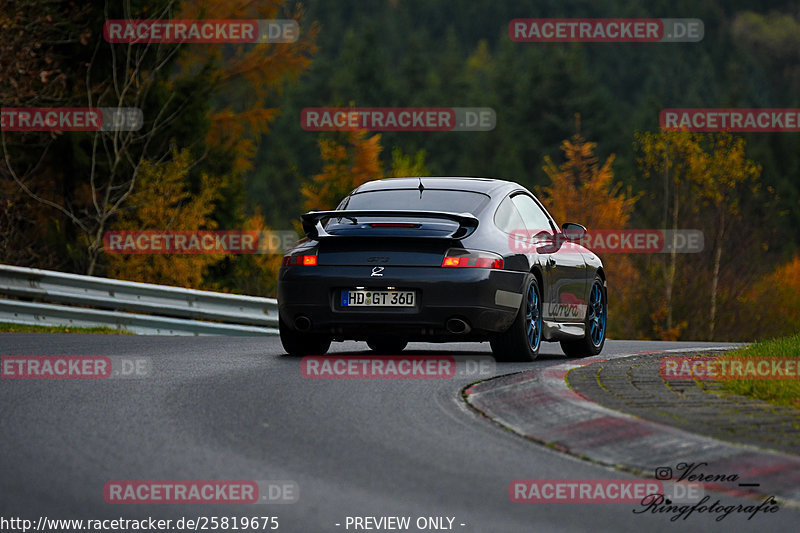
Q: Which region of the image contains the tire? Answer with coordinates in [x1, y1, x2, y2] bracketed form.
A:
[366, 337, 408, 354]
[490, 274, 542, 362]
[560, 275, 607, 358]
[279, 316, 331, 356]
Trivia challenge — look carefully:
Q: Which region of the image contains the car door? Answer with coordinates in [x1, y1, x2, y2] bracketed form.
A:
[510, 193, 588, 323]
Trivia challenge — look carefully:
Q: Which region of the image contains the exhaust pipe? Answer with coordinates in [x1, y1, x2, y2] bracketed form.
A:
[446, 318, 471, 335]
[294, 315, 312, 332]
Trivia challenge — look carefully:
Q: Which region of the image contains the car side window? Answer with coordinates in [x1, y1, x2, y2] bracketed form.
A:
[494, 197, 526, 234]
[510, 194, 554, 233]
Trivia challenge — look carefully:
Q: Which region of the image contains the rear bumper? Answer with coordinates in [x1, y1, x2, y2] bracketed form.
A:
[277, 266, 526, 340]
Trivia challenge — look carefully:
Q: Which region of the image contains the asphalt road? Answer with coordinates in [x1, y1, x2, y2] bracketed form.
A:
[1, 335, 796, 532]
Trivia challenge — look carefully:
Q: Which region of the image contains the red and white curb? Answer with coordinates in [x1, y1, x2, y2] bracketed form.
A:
[464, 347, 800, 506]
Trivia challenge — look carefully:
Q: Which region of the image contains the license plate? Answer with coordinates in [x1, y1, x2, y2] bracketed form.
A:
[341, 290, 415, 307]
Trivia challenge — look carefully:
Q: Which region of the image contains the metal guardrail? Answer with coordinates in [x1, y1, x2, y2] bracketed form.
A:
[0, 264, 278, 335]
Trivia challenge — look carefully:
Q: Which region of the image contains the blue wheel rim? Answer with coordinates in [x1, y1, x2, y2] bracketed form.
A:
[588, 281, 606, 347]
[525, 282, 542, 351]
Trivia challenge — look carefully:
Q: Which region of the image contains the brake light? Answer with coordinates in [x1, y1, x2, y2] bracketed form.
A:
[368, 223, 420, 228]
[442, 249, 504, 269]
[282, 254, 318, 266]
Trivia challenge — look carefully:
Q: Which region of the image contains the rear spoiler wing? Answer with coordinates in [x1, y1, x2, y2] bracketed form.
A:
[300, 210, 479, 240]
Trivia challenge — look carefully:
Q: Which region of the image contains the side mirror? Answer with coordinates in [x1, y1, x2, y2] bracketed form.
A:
[533, 229, 559, 254]
[561, 222, 587, 241]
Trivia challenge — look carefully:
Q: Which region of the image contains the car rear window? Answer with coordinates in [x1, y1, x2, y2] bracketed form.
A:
[340, 189, 489, 214]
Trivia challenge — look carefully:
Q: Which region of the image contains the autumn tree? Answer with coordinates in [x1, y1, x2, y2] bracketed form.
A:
[300, 124, 434, 214]
[635, 131, 705, 339]
[0, 0, 94, 270]
[636, 131, 761, 340]
[1, 0, 317, 281]
[177, 0, 318, 177]
[106, 149, 225, 288]
[2, 0, 191, 275]
[690, 134, 761, 339]
[226, 210, 285, 297]
[301, 129, 383, 211]
[538, 119, 638, 339]
[737, 255, 800, 340]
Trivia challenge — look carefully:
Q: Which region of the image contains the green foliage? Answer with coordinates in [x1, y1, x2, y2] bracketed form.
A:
[388, 148, 429, 177]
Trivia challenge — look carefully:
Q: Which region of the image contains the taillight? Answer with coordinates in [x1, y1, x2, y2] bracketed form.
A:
[282, 254, 317, 266]
[442, 249, 504, 269]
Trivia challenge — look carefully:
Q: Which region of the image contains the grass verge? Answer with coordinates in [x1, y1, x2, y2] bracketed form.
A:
[0, 323, 131, 334]
[720, 333, 800, 408]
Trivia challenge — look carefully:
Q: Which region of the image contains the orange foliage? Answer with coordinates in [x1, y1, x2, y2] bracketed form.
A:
[178, 0, 318, 175]
[740, 256, 800, 339]
[539, 132, 637, 230]
[301, 130, 383, 211]
[106, 149, 226, 288]
[538, 120, 639, 339]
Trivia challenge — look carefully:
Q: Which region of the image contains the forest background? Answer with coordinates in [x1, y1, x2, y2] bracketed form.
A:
[2, 0, 799, 341]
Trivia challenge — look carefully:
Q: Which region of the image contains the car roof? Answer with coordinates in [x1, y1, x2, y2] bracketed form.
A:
[352, 177, 522, 196]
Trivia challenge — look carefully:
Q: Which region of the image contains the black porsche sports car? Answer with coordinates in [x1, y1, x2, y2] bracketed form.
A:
[277, 177, 606, 361]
